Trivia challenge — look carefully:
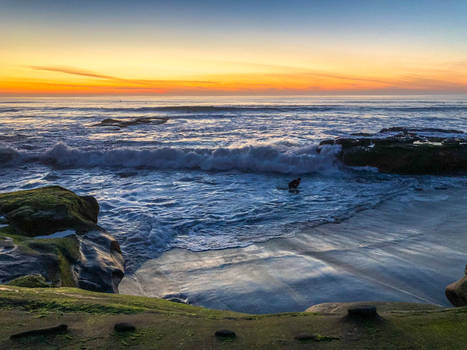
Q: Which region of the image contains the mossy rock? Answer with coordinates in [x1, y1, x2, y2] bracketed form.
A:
[7, 274, 50, 288]
[0, 186, 99, 236]
[342, 143, 467, 174]
[0, 186, 124, 293]
[0, 234, 80, 288]
[320, 127, 467, 174]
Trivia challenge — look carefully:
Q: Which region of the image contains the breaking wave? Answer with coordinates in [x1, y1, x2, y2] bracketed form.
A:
[1, 143, 342, 174]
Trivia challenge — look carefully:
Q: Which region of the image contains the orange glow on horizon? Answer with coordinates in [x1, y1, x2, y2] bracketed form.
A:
[1, 54, 467, 95]
[2, 67, 467, 96]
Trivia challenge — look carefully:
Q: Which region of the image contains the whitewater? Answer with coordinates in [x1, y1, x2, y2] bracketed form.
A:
[1, 95, 467, 311]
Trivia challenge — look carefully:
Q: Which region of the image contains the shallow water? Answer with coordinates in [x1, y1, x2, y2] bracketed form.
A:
[120, 188, 467, 313]
[1, 95, 466, 277]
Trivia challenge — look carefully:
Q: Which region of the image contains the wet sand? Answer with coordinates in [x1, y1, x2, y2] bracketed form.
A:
[120, 188, 467, 314]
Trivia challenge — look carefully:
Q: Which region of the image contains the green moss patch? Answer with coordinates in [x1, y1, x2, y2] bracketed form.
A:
[0, 286, 466, 349]
[0, 186, 98, 236]
[6, 275, 50, 288]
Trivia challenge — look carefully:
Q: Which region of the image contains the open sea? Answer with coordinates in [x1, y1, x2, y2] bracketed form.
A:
[1, 95, 467, 275]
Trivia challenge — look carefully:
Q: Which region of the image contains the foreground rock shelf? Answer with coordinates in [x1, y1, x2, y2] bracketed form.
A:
[320, 127, 467, 174]
[0, 186, 124, 293]
[0, 286, 466, 349]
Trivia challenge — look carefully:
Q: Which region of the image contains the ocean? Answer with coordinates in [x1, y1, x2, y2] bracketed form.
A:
[1, 95, 467, 280]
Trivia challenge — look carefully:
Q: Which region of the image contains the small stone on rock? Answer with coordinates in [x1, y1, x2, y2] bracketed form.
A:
[295, 333, 314, 341]
[295, 333, 339, 342]
[215, 329, 236, 338]
[114, 322, 136, 332]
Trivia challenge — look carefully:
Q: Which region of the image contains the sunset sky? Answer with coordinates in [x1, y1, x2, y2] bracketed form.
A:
[1, 0, 467, 95]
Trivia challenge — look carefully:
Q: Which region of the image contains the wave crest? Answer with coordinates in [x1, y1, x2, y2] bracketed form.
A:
[13, 143, 343, 174]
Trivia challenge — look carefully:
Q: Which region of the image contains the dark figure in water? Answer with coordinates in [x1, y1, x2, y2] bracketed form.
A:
[288, 177, 301, 191]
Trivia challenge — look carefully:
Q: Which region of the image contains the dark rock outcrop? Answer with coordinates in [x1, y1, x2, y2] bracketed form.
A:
[320, 127, 467, 174]
[215, 329, 236, 338]
[346, 305, 380, 321]
[445, 265, 467, 307]
[0, 186, 124, 293]
[93, 117, 168, 128]
[75, 230, 125, 293]
[114, 322, 136, 332]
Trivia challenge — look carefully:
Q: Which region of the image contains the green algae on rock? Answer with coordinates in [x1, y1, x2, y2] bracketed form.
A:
[6, 274, 50, 288]
[0, 186, 124, 293]
[0, 186, 99, 236]
[320, 127, 467, 174]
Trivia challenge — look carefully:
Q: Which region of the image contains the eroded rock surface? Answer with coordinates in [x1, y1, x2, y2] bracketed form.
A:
[0, 186, 124, 293]
[320, 127, 467, 174]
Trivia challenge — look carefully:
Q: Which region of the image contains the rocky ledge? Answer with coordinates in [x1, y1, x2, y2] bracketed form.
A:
[0, 186, 124, 293]
[93, 117, 168, 128]
[320, 127, 467, 174]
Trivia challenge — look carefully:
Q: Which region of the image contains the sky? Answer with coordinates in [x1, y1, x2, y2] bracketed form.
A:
[1, 0, 467, 96]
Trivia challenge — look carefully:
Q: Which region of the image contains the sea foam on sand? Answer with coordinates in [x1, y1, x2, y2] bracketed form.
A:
[120, 187, 467, 313]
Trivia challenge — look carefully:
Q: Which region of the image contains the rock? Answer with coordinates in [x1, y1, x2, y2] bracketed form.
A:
[0, 234, 76, 287]
[446, 265, 467, 307]
[10, 324, 68, 339]
[320, 127, 467, 174]
[294, 333, 339, 342]
[294, 333, 314, 341]
[346, 305, 381, 322]
[306, 301, 442, 314]
[74, 230, 125, 293]
[0, 186, 99, 236]
[0, 186, 124, 293]
[215, 329, 236, 338]
[379, 127, 463, 134]
[114, 322, 136, 332]
[7, 274, 50, 288]
[93, 117, 168, 128]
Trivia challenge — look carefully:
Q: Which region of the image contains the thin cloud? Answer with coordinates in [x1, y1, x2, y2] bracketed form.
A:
[28, 65, 216, 86]
[21, 64, 467, 95]
[29, 66, 116, 80]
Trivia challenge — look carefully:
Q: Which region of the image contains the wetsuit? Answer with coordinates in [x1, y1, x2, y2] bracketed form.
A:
[288, 178, 300, 190]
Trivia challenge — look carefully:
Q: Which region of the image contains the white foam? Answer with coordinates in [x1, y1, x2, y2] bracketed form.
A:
[35, 142, 342, 175]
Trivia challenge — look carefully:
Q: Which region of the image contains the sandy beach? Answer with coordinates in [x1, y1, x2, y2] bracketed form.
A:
[120, 187, 467, 313]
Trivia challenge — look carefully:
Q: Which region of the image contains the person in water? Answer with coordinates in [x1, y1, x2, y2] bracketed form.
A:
[288, 177, 301, 191]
